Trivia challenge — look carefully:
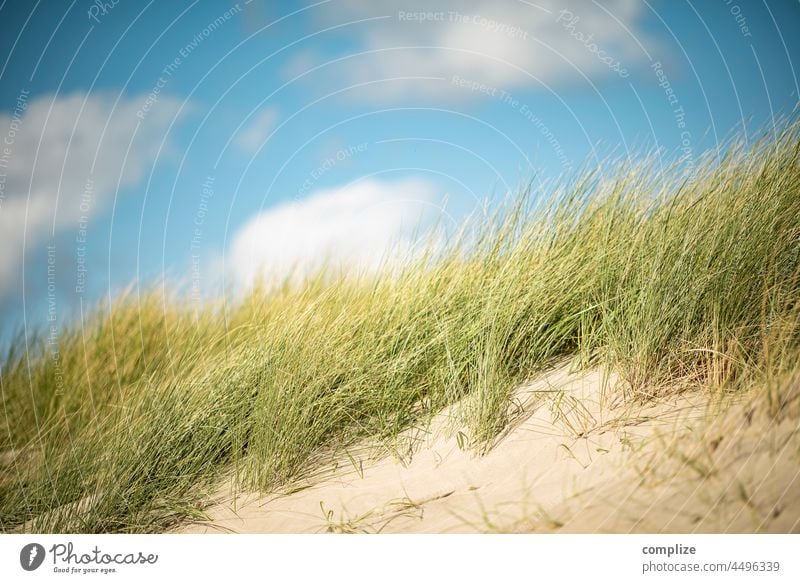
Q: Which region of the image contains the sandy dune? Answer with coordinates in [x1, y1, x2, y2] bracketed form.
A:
[180, 365, 799, 533]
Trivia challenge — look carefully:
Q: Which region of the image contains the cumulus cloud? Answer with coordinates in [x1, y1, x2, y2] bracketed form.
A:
[229, 178, 443, 287]
[235, 108, 278, 154]
[288, 0, 654, 100]
[0, 91, 181, 299]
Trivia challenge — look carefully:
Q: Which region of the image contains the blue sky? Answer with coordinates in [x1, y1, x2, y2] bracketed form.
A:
[0, 0, 798, 343]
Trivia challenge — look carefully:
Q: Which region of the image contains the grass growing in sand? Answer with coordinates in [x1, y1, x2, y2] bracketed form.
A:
[1, 123, 799, 533]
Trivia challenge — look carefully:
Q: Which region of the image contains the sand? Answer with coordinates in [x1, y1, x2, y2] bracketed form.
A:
[180, 365, 800, 533]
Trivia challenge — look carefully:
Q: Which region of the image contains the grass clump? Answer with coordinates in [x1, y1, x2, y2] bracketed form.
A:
[1, 123, 799, 532]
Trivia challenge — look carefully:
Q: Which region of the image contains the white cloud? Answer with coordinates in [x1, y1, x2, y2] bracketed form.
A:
[235, 108, 278, 154]
[229, 178, 443, 287]
[288, 0, 654, 100]
[0, 91, 182, 299]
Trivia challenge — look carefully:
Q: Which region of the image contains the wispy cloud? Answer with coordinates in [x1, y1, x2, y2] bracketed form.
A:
[0, 91, 182, 299]
[235, 108, 278, 154]
[229, 177, 443, 287]
[286, 0, 654, 101]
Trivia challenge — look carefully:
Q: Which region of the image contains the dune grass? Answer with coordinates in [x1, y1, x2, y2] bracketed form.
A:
[1, 123, 799, 533]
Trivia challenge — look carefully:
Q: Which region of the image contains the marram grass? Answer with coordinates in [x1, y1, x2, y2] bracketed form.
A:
[1, 123, 799, 532]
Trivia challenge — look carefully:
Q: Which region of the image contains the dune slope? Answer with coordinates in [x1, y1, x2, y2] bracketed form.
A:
[182, 364, 799, 533]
